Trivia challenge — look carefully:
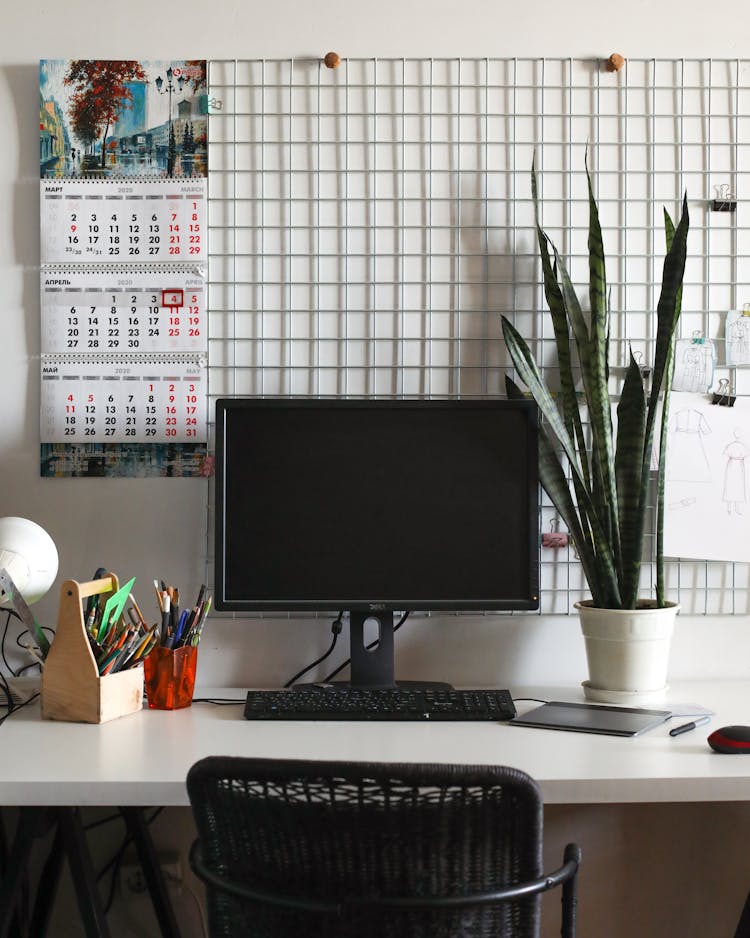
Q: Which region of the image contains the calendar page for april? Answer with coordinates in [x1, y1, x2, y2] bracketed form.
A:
[41, 266, 206, 354]
[40, 355, 206, 444]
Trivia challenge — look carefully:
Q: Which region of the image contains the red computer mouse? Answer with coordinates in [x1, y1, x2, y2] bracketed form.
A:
[707, 726, 750, 753]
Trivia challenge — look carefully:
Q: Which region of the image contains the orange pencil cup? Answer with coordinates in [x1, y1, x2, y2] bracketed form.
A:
[144, 645, 198, 710]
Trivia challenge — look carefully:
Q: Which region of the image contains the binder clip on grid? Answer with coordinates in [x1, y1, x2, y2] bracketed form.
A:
[541, 518, 569, 549]
[632, 350, 651, 389]
[711, 183, 737, 213]
[711, 377, 736, 407]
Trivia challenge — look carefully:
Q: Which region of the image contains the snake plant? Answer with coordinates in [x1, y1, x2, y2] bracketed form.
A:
[502, 160, 689, 610]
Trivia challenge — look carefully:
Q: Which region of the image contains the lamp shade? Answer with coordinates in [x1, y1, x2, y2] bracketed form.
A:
[0, 517, 58, 605]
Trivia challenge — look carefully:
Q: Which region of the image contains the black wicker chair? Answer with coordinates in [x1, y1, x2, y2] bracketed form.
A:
[187, 757, 580, 938]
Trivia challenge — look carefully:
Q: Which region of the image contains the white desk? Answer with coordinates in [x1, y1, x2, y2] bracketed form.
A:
[3, 680, 750, 807]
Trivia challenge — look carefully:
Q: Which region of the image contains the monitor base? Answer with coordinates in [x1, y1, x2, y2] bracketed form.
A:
[293, 679, 455, 692]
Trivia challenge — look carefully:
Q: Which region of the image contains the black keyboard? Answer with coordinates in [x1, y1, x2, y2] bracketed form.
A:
[243, 687, 516, 722]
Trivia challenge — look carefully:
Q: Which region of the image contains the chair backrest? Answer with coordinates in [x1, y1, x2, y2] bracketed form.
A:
[186, 757, 571, 938]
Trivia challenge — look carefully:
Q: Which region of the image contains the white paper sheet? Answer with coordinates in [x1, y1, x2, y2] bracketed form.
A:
[663, 391, 750, 562]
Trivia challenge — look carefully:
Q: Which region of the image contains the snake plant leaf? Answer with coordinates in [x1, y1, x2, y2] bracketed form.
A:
[586, 159, 608, 345]
[531, 161, 591, 488]
[585, 164, 621, 562]
[549, 244, 592, 374]
[642, 198, 688, 605]
[538, 430, 610, 607]
[503, 364, 621, 608]
[655, 207, 682, 605]
[501, 316, 584, 478]
[538, 428, 621, 608]
[645, 194, 689, 446]
[656, 353, 675, 607]
[549, 244, 611, 495]
[551, 213, 621, 575]
[616, 353, 648, 608]
[504, 375, 615, 604]
[503, 161, 689, 609]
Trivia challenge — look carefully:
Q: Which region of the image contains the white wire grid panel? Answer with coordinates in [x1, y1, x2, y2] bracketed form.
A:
[206, 56, 750, 615]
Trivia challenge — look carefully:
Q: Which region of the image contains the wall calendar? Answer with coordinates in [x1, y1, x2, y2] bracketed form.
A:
[41, 267, 206, 354]
[40, 179, 206, 265]
[40, 355, 206, 444]
[39, 58, 208, 477]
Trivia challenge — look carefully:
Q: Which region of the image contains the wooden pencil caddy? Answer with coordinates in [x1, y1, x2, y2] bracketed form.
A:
[42, 574, 144, 724]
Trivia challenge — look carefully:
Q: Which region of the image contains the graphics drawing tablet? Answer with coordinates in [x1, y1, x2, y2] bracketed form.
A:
[509, 701, 672, 737]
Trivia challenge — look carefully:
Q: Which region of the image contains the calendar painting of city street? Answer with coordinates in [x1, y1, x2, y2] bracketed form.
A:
[40, 59, 207, 178]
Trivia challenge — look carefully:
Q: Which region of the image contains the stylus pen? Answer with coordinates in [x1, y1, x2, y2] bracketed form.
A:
[669, 715, 711, 737]
[161, 594, 171, 645]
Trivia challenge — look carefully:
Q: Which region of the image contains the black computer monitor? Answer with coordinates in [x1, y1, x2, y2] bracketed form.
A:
[215, 398, 539, 689]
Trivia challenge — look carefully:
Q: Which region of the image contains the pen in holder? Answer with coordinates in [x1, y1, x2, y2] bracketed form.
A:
[144, 644, 197, 710]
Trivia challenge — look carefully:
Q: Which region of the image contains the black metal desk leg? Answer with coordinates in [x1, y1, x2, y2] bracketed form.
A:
[28, 822, 65, 938]
[57, 808, 111, 938]
[120, 807, 181, 938]
[735, 887, 750, 938]
[0, 808, 27, 938]
[0, 808, 47, 938]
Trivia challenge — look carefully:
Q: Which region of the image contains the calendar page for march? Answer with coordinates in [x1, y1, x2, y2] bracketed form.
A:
[40, 179, 206, 265]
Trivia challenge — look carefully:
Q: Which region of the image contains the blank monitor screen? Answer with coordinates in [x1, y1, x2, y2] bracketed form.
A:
[215, 398, 539, 614]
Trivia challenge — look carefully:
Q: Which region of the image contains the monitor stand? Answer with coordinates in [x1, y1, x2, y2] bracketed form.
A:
[296, 610, 453, 692]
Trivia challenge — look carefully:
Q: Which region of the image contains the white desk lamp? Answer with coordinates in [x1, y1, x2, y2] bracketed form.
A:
[0, 517, 58, 676]
[0, 517, 58, 606]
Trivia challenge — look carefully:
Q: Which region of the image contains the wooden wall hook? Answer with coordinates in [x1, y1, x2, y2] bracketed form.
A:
[324, 52, 341, 69]
[606, 53, 625, 72]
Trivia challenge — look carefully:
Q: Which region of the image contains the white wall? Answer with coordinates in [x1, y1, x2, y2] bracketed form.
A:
[6, 0, 750, 691]
[4, 3, 750, 937]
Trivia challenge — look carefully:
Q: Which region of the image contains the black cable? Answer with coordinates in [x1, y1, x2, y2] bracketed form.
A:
[16, 625, 55, 654]
[0, 613, 16, 712]
[1, 610, 50, 682]
[192, 697, 245, 705]
[81, 807, 134, 915]
[1, 607, 53, 678]
[322, 611, 410, 684]
[98, 807, 164, 914]
[1, 610, 15, 674]
[13, 635, 45, 678]
[0, 692, 37, 727]
[84, 811, 123, 833]
[283, 612, 344, 688]
[0, 671, 13, 715]
[283, 633, 339, 687]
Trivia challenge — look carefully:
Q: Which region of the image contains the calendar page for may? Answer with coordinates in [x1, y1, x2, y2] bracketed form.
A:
[40, 355, 206, 444]
[39, 59, 209, 477]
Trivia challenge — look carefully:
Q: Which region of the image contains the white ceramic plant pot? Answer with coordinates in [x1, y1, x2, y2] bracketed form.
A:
[576, 600, 679, 705]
